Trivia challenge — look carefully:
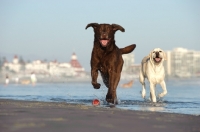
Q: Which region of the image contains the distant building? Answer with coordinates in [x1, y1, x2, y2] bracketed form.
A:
[13, 55, 19, 64]
[165, 47, 200, 77]
[122, 53, 134, 72]
[121, 53, 140, 79]
[26, 60, 48, 74]
[49, 60, 75, 77]
[129, 64, 140, 75]
[69, 52, 85, 76]
[3, 55, 21, 73]
[1, 52, 87, 80]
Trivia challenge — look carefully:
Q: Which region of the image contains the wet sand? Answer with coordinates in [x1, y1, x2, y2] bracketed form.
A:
[0, 99, 199, 132]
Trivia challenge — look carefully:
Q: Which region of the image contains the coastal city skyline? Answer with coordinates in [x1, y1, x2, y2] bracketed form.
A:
[1, 46, 200, 72]
[1, 47, 200, 77]
[1, 1, 200, 71]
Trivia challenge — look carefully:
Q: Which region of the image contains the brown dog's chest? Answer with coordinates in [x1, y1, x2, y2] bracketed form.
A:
[98, 53, 111, 73]
[99, 63, 110, 74]
[97, 51, 123, 74]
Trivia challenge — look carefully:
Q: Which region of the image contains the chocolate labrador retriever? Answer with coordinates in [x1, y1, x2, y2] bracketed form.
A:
[86, 23, 136, 104]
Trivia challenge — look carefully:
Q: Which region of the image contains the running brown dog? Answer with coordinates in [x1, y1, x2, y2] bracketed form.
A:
[85, 23, 136, 104]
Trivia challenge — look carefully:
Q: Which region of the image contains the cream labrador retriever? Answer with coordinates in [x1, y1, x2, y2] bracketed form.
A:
[139, 48, 167, 102]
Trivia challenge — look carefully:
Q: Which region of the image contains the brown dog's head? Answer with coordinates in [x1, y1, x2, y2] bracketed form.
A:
[85, 23, 125, 47]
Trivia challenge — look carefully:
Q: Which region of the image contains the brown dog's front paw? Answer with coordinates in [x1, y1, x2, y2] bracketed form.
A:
[106, 93, 115, 104]
[92, 83, 101, 89]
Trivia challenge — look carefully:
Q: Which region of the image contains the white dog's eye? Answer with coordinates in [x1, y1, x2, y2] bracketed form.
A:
[159, 51, 162, 52]
[153, 51, 155, 53]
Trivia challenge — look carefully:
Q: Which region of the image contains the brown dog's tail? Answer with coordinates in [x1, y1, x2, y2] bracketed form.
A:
[120, 44, 136, 54]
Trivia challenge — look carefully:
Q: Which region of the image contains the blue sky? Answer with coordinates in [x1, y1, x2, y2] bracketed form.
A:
[0, 0, 200, 71]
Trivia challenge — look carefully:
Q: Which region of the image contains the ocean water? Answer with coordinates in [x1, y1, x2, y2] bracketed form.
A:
[0, 78, 200, 116]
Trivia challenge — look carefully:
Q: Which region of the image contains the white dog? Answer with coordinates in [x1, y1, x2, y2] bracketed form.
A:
[139, 48, 167, 102]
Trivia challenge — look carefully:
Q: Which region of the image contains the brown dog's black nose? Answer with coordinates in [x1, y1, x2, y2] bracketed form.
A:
[100, 32, 108, 39]
[102, 33, 107, 37]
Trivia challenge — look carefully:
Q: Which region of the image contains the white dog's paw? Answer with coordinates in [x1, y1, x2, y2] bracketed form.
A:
[158, 93, 164, 98]
[158, 91, 167, 98]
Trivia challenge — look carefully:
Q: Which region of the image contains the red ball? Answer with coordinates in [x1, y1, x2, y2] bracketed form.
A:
[92, 99, 100, 106]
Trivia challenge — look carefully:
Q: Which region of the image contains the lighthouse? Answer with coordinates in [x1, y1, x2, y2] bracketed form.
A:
[69, 52, 85, 75]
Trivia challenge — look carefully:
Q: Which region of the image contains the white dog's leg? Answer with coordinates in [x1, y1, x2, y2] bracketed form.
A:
[139, 71, 146, 99]
[159, 81, 167, 98]
[141, 83, 146, 99]
[150, 83, 156, 102]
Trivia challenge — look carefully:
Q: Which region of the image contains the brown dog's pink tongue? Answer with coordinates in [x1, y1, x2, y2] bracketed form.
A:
[100, 40, 108, 46]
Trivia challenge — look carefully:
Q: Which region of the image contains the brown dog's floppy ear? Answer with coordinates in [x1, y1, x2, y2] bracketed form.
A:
[85, 23, 99, 30]
[112, 24, 125, 32]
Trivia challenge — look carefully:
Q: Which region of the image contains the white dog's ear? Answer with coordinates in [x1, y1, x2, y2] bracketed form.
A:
[148, 51, 153, 61]
[148, 51, 152, 60]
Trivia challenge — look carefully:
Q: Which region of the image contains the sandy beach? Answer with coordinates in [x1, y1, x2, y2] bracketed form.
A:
[0, 99, 199, 132]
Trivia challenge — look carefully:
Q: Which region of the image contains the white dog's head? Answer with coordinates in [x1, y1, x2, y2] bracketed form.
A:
[148, 48, 167, 65]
